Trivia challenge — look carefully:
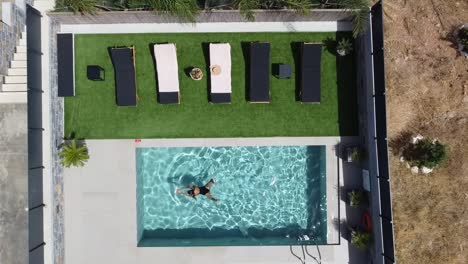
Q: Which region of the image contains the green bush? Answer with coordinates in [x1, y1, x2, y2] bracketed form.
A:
[351, 147, 365, 161]
[147, 0, 199, 22]
[56, 0, 97, 13]
[351, 229, 372, 250]
[348, 189, 366, 207]
[337, 38, 353, 55]
[458, 27, 468, 47]
[59, 139, 90, 168]
[125, 0, 150, 9]
[403, 138, 447, 169]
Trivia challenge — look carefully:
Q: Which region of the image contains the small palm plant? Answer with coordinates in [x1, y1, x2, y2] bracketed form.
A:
[337, 38, 353, 56]
[351, 147, 365, 162]
[59, 139, 90, 168]
[350, 229, 372, 250]
[348, 189, 366, 207]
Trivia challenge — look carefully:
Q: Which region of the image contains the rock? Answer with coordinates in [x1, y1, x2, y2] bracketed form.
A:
[412, 134, 424, 144]
[411, 166, 419, 174]
[406, 162, 411, 169]
[400, 156, 405, 162]
[421, 167, 433, 174]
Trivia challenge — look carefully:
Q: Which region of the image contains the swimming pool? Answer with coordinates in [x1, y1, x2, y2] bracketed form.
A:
[136, 145, 327, 246]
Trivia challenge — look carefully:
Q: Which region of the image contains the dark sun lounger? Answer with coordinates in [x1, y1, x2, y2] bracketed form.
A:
[300, 43, 322, 103]
[110, 47, 137, 106]
[249, 42, 270, 103]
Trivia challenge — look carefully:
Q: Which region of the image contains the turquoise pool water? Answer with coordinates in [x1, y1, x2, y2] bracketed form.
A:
[136, 145, 327, 246]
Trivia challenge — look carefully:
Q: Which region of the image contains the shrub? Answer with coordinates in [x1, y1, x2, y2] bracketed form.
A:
[59, 139, 90, 168]
[351, 229, 372, 250]
[147, 0, 199, 22]
[458, 27, 468, 47]
[348, 189, 367, 207]
[337, 38, 353, 56]
[56, 0, 97, 14]
[350, 147, 365, 161]
[403, 138, 447, 169]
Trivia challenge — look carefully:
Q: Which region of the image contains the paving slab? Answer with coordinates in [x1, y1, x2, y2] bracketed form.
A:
[0, 103, 28, 264]
[64, 137, 359, 264]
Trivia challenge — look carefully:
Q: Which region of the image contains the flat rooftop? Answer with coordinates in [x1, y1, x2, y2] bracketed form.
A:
[64, 32, 358, 139]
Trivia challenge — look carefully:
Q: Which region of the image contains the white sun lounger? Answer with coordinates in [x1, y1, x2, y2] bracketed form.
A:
[209, 43, 231, 103]
[153, 43, 180, 104]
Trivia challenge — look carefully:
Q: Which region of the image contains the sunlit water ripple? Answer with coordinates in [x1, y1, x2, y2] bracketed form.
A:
[136, 145, 326, 244]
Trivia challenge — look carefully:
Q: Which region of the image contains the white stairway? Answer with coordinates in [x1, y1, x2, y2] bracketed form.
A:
[0, 29, 27, 103]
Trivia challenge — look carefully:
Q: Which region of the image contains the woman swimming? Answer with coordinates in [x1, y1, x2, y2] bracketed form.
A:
[176, 179, 218, 203]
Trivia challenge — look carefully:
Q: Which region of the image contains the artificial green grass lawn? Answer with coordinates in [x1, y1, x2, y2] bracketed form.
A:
[66, 32, 358, 139]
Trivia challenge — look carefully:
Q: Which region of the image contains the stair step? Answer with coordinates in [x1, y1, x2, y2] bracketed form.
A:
[10, 60, 27, 68]
[13, 53, 27, 61]
[0, 92, 27, 103]
[4, 75, 27, 84]
[19, 38, 26, 46]
[7, 68, 27, 76]
[2, 83, 27, 92]
[16, 46, 27, 53]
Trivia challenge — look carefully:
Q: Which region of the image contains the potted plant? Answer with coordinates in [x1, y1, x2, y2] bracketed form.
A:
[350, 229, 372, 250]
[345, 146, 366, 163]
[348, 189, 367, 207]
[456, 24, 468, 57]
[59, 138, 90, 168]
[336, 38, 353, 56]
[189, 67, 203, 80]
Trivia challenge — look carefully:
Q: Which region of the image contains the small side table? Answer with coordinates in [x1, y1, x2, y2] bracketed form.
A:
[87, 65, 105, 81]
[275, 64, 292, 79]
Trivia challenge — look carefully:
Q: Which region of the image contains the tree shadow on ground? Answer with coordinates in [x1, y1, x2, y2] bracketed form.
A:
[388, 130, 414, 156]
[241, 42, 251, 101]
[335, 31, 359, 136]
[290, 42, 301, 101]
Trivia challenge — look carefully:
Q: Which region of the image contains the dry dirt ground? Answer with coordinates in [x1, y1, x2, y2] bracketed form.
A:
[383, 0, 468, 263]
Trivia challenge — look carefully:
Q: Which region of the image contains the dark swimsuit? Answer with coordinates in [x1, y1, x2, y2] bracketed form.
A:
[199, 186, 210, 195]
[188, 186, 210, 198]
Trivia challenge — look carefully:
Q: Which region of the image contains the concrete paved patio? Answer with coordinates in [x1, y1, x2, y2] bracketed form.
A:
[63, 137, 362, 264]
[0, 103, 28, 264]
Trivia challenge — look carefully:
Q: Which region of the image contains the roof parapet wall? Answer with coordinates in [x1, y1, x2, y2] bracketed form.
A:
[48, 9, 353, 24]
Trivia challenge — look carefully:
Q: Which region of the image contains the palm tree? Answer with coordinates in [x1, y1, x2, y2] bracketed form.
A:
[146, 0, 200, 22]
[59, 139, 90, 168]
[350, 229, 372, 250]
[337, 0, 369, 37]
[234, 0, 369, 37]
[235, 0, 312, 21]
